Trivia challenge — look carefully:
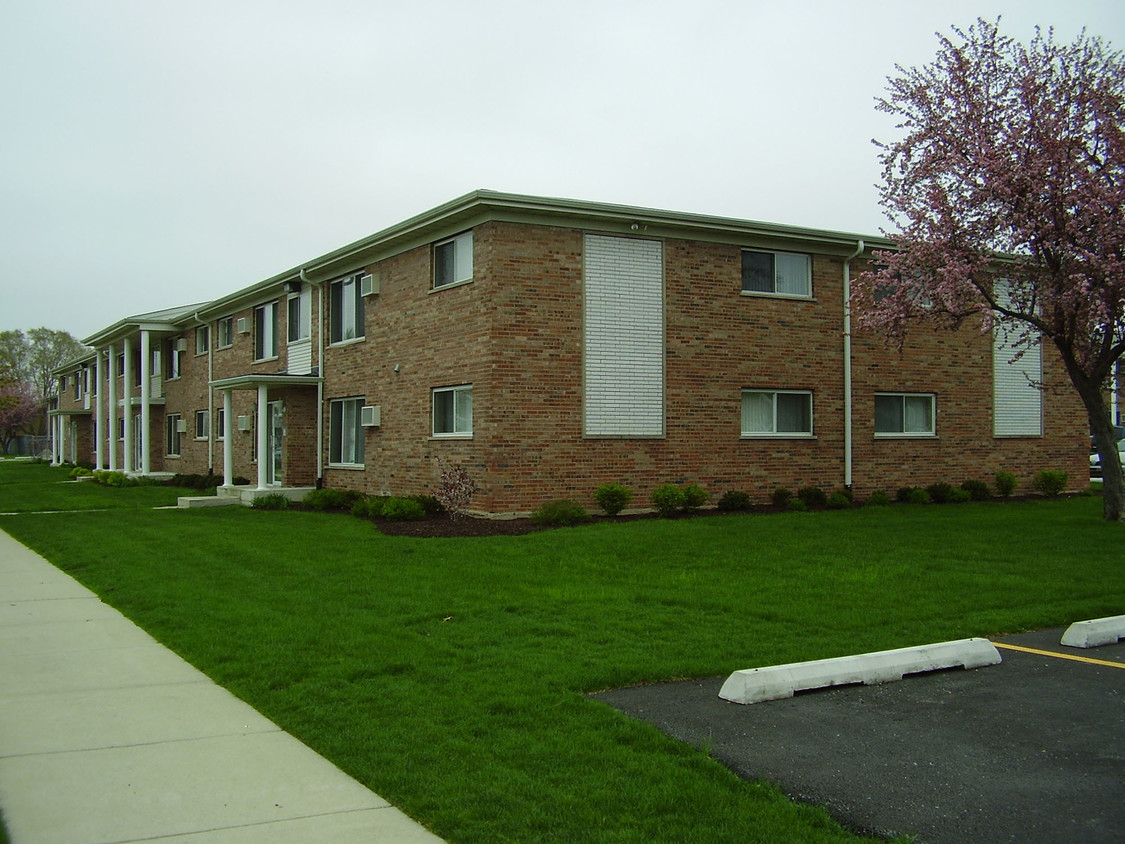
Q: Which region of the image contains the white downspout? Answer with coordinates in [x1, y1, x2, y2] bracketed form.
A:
[191, 311, 214, 473]
[843, 240, 865, 490]
[300, 268, 324, 483]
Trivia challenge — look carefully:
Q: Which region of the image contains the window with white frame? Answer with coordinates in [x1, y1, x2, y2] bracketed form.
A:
[196, 326, 209, 355]
[165, 340, 182, 379]
[432, 385, 473, 437]
[433, 231, 473, 289]
[217, 317, 234, 348]
[741, 250, 812, 297]
[216, 407, 225, 441]
[330, 275, 365, 343]
[741, 390, 813, 436]
[329, 398, 364, 465]
[254, 302, 278, 360]
[288, 287, 311, 343]
[194, 410, 209, 440]
[875, 393, 935, 436]
[166, 414, 182, 456]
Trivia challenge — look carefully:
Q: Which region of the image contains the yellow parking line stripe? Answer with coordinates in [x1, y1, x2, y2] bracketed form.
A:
[993, 642, 1125, 669]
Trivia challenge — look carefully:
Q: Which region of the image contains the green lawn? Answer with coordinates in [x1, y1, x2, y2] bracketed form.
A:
[0, 461, 200, 511]
[2, 462, 1122, 842]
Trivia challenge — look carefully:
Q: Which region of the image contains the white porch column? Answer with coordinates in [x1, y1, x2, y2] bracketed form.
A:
[51, 415, 60, 464]
[256, 384, 268, 489]
[107, 343, 117, 471]
[222, 390, 233, 487]
[94, 349, 104, 469]
[139, 330, 151, 475]
[122, 336, 133, 473]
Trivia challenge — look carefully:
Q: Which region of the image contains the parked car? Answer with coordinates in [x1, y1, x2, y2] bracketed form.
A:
[1090, 425, 1125, 477]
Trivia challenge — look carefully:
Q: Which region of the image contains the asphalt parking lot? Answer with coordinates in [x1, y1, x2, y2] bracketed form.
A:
[594, 627, 1124, 844]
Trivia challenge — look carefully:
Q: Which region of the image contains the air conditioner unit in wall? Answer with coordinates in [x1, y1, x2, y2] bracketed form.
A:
[237, 415, 252, 431]
[175, 419, 188, 433]
[360, 405, 381, 427]
[235, 317, 250, 334]
[360, 273, 380, 297]
[174, 339, 187, 352]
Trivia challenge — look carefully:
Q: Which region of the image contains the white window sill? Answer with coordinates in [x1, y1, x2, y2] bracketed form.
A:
[327, 463, 366, 470]
[874, 433, 938, 439]
[252, 355, 279, 364]
[216, 344, 233, 350]
[740, 291, 815, 302]
[429, 434, 473, 440]
[329, 337, 365, 349]
[741, 434, 816, 439]
[193, 437, 208, 442]
[430, 278, 474, 294]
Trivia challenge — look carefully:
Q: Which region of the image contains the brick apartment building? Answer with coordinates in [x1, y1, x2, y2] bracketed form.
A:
[48, 190, 1088, 513]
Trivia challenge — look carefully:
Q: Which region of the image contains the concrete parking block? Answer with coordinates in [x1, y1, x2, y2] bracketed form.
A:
[1061, 614, 1125, 648]
[719, 637, 1002, 704]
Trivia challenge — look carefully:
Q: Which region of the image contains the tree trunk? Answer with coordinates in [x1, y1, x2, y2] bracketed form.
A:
[1080, 386, 1125, 522]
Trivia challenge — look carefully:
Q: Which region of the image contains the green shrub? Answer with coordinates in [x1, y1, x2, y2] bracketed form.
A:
[93, 470, 135, 488]
[1033, 470, 1068, 497]
[716, 490, 752, 511]
[960, 479, 991, 501]
[652, 483, 686, 517]
[169, 473, 223, 490]
[864, 491, 891, 507]
[771, 487, 792, 507]
[949, 488, 973, 503]
[303, 488, 364, 511]
[907, 488, 931, 505]
[797, 486, 827, 508]
[786, 498, 809, 512]
[682, 483, 708, 511]
[364, 497, 389, 518]
[70, 466, 93, 478]
[410, 495, 444, 515]
[595, 482, 633, 516]
[531, 499, 591, 526]
[233, 476, 251, 486]
[251, 493, 290, 510]
[896, 486, 916, 503]
[994, 471, 1018, 497]
[380, 497, 427, 521]
[926, 482, 955, 504]
[827, 491, 851, 510]
[350, 497, 372, 517]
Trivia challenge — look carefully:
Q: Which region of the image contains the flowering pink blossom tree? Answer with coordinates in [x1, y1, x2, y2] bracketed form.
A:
[0, 380, 39, 454]
[854, 19, 1125, 521]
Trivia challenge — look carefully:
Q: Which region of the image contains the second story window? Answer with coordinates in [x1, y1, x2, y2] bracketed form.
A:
[255, 302, 278, 361]
[217, 317, 234, 349]
[330, 275, 365, 343]
[742, 249, 812, 297]
[434, 231, 473, 289]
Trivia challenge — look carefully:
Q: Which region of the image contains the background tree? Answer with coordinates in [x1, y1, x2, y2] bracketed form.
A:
[0, 379, 40, 454]
[0, 328, 87, 402]
[854, 19, 1125, 521]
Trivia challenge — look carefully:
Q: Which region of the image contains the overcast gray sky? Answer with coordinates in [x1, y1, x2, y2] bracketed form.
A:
[2, 0, 1123, 340]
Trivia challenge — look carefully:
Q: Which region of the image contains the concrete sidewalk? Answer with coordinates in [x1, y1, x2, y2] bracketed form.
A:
[0, 528, 444, 843]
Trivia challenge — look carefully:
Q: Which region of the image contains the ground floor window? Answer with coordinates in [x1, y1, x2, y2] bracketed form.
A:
[741, 390, 812, 436]
[875, 392, 935, 436]
[166, 414, 182, 456]
[329, 397, 364, 466]
[194, 410, 209, 440]
[433, 385, 473, 436]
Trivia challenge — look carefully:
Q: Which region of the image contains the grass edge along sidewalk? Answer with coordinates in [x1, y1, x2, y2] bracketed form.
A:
[2, 462, 1122, 842]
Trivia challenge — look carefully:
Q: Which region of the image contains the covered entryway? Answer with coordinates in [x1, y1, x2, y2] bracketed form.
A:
[209, 373, 321, 504]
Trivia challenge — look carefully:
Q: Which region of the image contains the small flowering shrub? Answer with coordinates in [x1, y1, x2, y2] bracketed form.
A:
[436, 461, 478, 518]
